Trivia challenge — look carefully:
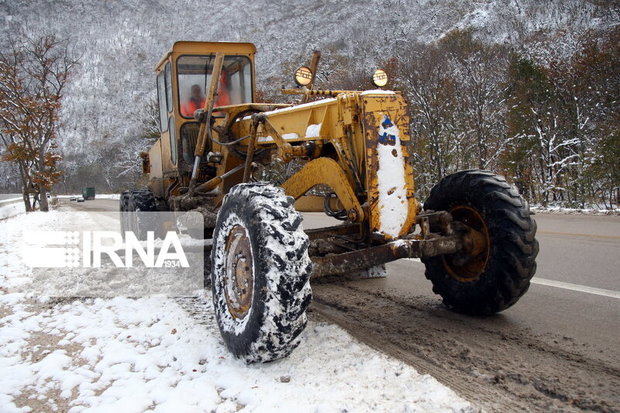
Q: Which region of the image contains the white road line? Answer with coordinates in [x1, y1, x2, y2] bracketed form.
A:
[402, 259, 619, 299]
[531, 278, 620, 299]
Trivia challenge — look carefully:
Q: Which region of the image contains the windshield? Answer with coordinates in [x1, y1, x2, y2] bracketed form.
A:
[177, 55, 252, 118]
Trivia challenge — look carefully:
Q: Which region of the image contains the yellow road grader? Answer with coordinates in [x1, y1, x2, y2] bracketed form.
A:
[121, 42, 538, 363]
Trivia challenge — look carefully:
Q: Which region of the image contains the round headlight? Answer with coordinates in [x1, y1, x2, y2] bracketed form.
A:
[294, 66, 313, 86]
[372, 69, 388, 87]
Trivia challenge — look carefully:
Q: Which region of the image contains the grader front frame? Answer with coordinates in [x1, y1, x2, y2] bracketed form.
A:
[122, 41, 538, 363]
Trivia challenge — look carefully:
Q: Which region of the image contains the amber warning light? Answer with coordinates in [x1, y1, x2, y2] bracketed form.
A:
[294, 66, 313, 86]
[373, 69, 388, 87]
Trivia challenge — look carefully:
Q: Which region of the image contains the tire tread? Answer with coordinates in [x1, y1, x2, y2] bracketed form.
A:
[422, 170, 538, 315]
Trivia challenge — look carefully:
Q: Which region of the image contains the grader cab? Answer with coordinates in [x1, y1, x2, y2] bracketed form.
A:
[122, 41, 539, 363]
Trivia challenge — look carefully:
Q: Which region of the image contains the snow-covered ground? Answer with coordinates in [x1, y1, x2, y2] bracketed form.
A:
[0, 194, 120, 220]
[55, 194, 121, 200]
[531, 205, 620, 216]
[95, 194, 121, 200]
[0, 210, 477, 413]
[0, 201, 25, 220]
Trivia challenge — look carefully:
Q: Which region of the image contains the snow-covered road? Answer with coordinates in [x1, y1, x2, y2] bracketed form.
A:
[0, 209, 476, 412]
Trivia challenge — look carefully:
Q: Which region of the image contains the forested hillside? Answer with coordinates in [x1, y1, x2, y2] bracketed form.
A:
[0, 0, 618, 207]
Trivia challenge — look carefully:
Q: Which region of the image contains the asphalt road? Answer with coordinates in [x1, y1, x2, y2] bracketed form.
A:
[305, 211, 620, 412]
[61, 198, 620, 411]
[313, 212, 620, 360]
[302, 212, 620, 341]
[61, 198, 119, 212]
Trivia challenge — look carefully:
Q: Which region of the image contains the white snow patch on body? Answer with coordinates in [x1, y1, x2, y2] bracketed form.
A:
[0, 211, 476, 413]
[282, 132, 299, 140]
[360, 90, 396, 96]
[305, 123, 321, 138]
[376, 116, 409, 238]
[261, 98, 337, 117]
[257, 133, 299, 143]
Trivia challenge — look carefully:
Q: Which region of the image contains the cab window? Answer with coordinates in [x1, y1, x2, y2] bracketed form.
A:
[169, 116, 177, 165]
[156, 70, 168, 131]
[177, 55, 252, 118]
[165, 62, 173, 113]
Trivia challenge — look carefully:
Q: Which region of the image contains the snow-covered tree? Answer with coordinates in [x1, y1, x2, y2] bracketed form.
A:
[0, 34, 77, 211]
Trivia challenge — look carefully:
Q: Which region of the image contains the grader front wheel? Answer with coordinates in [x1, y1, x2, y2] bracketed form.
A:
[422, 170, 539, 316]
[210, 183, 312, 363]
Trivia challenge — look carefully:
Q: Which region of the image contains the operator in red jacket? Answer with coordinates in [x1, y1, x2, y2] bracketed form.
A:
[181, 84, 205, 117]
[181, 73, 231, 118]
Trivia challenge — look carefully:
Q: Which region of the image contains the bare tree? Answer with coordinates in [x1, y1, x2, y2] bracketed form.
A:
[0, 34, 77, 211]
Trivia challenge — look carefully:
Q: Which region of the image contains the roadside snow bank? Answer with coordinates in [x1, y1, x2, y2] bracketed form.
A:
[0, 209, 477, 413]
[531, 205, 620, 216]
[95, 194, 121, 200]
[0, 202, 25, 220]
[0, 197, 23, 205]
[56, 194, 121, 200]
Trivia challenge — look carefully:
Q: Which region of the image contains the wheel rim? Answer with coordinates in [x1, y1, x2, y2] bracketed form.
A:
[442, 205, 490, 282]
[223, 224, 254, 319]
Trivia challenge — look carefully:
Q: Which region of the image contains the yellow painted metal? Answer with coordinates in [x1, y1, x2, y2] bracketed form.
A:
[147, 140, 164, 197]
[361, 93, 417, 238]
[194, 53, 224, 158]
[155, 41, 257, 71]
[153, 42, 257, 179]
[255, 99, 334, 144]
[282, 158, 364, 222]
[149, 41, 419, 239]
[294, 195, 341, 212]
[281, 89, 356, 96]
[159, 127, 174, 181]
[218, 90, 417, 237]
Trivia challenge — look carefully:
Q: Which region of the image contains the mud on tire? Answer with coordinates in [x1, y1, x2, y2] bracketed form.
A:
[422, 170, 539, 316]
[211, 183, 312, 363]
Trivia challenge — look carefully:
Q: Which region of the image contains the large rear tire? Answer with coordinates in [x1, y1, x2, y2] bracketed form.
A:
[211, 183, 312, 363]
[422, 170, 538, 315]
[120, 189, 157, 240]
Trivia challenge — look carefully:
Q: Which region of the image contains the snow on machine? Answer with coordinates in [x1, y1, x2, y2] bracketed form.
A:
[121, 42, 538, 363]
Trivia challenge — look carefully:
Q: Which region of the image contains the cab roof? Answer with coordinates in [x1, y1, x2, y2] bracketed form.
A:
[156, 41, 257, 70]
